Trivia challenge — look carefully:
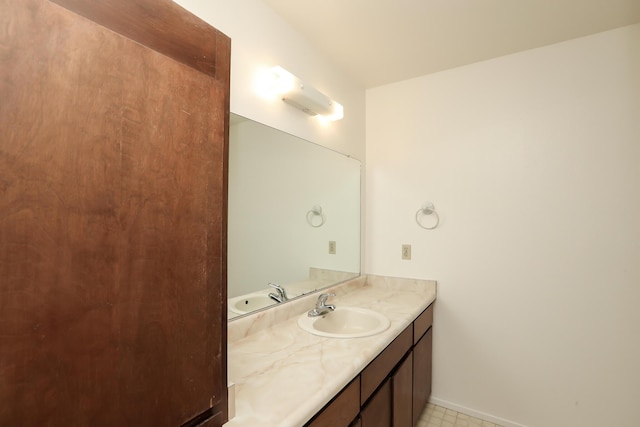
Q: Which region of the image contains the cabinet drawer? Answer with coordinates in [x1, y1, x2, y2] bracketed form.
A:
[361, 325, 412, 403]
[413, 303, 434, 344]
[306, 377, 360, 427]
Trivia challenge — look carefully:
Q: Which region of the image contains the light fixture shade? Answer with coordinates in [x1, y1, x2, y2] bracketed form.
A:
[283, 84, 333, 116]
[271, 66, 343, 121]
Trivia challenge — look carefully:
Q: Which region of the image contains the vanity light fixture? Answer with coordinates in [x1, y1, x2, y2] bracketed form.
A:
[269, 66, 344, 121]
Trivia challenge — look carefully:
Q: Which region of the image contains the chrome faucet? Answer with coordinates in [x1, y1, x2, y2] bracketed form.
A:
[267, 282, 288, 303]
[307, 293, 336, 317]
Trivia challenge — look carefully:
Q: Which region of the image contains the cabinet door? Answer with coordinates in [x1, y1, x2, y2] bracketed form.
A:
[412, 328, 433, 426]
[361, 378, 392, 427]
[0, 1, 229, 426]
[392, 352, 413, 427]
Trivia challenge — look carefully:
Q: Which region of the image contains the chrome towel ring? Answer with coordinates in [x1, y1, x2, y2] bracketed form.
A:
[415, 202, 440, 230]
[306, 205, 326, 228]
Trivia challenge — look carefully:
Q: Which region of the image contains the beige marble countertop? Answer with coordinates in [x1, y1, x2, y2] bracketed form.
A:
[224, 274, 437, 427]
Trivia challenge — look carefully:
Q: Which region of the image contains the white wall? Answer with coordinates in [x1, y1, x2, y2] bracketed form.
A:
[366, 24, 640, 427]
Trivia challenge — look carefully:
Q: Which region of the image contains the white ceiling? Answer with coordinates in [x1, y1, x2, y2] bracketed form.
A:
[263, 0, 640, 88]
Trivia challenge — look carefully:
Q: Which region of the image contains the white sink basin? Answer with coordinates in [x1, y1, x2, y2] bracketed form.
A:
[229, 293, 277, 315]
[297, 306, 390, 338]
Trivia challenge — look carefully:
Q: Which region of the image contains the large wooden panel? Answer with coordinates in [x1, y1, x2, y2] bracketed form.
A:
[51, 0, 226, 79]
[0, 0, 230, 425]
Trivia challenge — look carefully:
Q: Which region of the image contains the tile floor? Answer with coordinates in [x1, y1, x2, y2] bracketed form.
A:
[416, 403, 503, 427]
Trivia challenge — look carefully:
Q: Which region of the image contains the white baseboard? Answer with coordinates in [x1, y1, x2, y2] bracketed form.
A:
[429, 396, 528, 427]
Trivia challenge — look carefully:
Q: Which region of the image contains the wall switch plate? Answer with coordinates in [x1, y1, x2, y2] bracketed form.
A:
[402, 244, 411, 260]
[329, 241, 336, 254]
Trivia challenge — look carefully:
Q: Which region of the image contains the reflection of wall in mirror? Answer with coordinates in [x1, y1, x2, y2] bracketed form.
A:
[228, 116, 360, 298]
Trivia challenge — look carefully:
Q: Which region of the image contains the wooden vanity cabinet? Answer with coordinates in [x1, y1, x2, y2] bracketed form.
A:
[360, 378, 392, 427]
[362, 303, 434, 427]
[307, 378, 361, 427]
[392, 352, 414, 427]
[361, 327, 413, 403]
[412, 329, 433, 425]
[307, 302, 434, 427]
[360, 326, 412, 427]
[412, 305, 434, 426]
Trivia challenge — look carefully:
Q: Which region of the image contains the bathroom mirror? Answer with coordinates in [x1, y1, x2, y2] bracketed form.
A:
[228, 114, 360, 319]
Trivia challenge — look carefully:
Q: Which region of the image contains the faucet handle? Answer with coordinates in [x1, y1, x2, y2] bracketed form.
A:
[308, 293, 336, 317]
[317, 293, 336, 307]
[268, 282, 288, 300]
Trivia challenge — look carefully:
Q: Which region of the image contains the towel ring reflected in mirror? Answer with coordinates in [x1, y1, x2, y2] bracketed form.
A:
[307, 205, 326, 228]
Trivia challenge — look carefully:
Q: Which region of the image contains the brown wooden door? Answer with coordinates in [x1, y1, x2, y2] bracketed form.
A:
[392, 352, 413, 427]
[360, 378, 392, 427]
[0, 0, 230, 425]
[412, 328, 433, 426]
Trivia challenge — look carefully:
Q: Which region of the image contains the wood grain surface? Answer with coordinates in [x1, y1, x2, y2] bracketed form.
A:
[0, 0, 230, 425]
